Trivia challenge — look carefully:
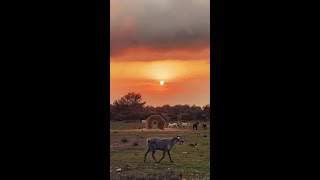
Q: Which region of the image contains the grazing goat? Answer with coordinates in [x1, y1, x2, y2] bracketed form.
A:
[181, 122, 191, 128]
[144, 136, 184, 163]
[193, 122, 200, 130]
[202, 124, 207, 130]
[168, 123, 179, 128]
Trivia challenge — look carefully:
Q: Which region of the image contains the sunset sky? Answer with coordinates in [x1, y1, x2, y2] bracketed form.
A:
[110, 0, 210, 107]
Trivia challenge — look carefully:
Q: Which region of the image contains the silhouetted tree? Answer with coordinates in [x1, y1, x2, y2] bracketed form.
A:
[191, 104, 203, 120]
[112, 92, 146, 121]
[110, 92, 211, 122]
[114, 92, 145, 109]
[203, 104, 210, 120]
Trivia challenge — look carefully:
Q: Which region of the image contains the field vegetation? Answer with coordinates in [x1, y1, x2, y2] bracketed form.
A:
[109, 92, 211, 180]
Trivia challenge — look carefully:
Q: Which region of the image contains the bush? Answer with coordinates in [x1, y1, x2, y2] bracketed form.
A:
[133, 142, 139, 146]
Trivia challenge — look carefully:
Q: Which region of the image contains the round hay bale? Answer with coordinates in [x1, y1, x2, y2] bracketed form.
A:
[145, 115, 166, 130]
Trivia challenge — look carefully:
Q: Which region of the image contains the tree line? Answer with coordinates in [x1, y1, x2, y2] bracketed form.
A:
[110, 92, 210, 122]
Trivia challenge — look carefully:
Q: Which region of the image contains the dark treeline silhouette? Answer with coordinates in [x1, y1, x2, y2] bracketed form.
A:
[110, 92, 210, 122]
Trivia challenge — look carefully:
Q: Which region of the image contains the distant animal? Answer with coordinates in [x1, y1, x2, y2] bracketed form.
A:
[168, 123, 179, 128]
[142, 120, 147, 124]
[144, 136, 184, 163]
[182, 152, 189, 156]
[190, 143, 197, 147]
[202, 124, 207, 130]
[181, 122, 191, 128]
[193, 122, 200, 130]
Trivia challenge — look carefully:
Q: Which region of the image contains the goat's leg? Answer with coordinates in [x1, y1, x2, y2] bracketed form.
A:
[152, 151, 158, 163]
[168, 151, 174, 163]
[157, 151, 166, 163]
[144, 148, 150, 163]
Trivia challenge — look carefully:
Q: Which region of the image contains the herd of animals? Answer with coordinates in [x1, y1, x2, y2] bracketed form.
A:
[141, 120, 207, 130]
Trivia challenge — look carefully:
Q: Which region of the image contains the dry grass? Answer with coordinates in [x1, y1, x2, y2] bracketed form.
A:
[110, 121, 210, 180]
[110, 169, 182, 180]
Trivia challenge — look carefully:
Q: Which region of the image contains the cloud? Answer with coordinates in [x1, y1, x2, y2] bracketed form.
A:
[110, 47, 210, 62]
[110, 0, 210, 61]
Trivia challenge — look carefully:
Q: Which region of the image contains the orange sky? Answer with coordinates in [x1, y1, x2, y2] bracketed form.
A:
[110, 0, 210, 107]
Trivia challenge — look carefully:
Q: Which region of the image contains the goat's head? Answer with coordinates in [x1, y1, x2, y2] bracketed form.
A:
[176, 135, 184, 144]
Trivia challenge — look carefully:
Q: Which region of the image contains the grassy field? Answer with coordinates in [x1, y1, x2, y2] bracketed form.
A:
[110, 121, 210, 180]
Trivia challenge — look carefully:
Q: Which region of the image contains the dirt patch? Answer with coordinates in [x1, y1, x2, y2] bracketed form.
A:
[111, 128, 192, 132]
[110, 137, 147, 149]
[110, 169, 183, 180]
[110, 137, 189, 149]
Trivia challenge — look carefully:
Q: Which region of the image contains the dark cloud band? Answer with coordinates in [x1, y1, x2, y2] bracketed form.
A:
[111, 0, 210, 59]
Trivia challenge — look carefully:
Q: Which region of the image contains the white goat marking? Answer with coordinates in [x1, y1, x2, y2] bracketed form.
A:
[181, 122, 191, 128]
[168, 123, 179, 128]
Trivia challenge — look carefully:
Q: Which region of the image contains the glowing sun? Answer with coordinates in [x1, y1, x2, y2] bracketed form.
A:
[160, 81, 165, 86]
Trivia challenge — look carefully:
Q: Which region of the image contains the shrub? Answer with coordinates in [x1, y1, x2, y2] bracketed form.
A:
[133, 142, 139, 146]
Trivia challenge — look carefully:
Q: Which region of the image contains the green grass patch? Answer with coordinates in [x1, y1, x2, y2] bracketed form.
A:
[110, 121, 211, 180]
